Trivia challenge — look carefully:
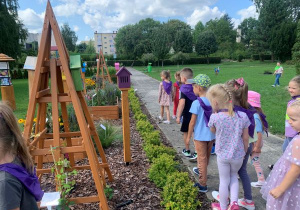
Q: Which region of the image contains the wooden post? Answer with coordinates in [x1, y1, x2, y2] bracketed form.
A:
[28, 70, 35, 99]
[81, 69, 86, 94]
[120, 88, 131, 164]
[1, 85, 16, 110]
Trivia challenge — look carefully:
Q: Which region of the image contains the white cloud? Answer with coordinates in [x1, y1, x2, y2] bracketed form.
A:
[186, 6, 225, 28]
[73, 25, 79, 32]
[237, 5, 258, 21]
[19, 8, 44, 33]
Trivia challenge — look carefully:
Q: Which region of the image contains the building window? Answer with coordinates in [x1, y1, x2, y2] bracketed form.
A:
[105, 42, 107, 44]
[105, 52, 108, 54]
[104, 37, 107, 39]
[105, 47, 107, 49]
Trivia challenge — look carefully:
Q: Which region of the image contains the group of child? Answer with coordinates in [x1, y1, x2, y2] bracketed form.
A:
[158, 67, 300, 210]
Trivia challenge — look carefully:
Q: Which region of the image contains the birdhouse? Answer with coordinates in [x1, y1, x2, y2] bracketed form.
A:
[116, 66, 132, 89]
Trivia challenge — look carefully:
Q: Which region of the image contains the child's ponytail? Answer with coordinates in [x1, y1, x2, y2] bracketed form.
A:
[161, 70, 171, 80]
[226, 78, 249, 109]
[222, 85, 234, 116]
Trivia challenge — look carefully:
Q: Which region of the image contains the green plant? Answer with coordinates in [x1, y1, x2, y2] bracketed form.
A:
[104, 185, 114, 200]
[136, 120, 154, 134]
[50, 146, 78, 210]
[148, 154, 178, 188]
[67, 105, 80, 132]
[96, 120, 122, 148]
[134, 112, 147, 121]
[162, 172, 200, 210]
[141, 130, 161, 146]
[144, 144, 176, 162]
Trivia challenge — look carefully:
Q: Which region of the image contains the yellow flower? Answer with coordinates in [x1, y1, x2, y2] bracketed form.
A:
[60, 123, 64, 126]
[59, 118, 61, 122]
[18, 119, 24, 124]
[23, 120, 26, 124]
[33, 118, 37, 122]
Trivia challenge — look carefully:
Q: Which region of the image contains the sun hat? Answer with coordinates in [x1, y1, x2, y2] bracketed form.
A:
[187, 74, 211, 88]
[248, 90, 261, 108]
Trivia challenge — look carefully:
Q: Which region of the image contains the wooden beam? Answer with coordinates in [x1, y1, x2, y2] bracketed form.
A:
[31, 146, 85, 156]
[36, 88, 51, 98]
[36, 163, 109, 174]
[37, 94, 71, 103]
[43, 60, 62, 67]
[44, 132, 82, 138]
[69, 196, 99, 204]
[29, 128, 48, 147]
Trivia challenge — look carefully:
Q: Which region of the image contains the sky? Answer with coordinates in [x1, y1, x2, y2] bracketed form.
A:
[18, 0, 259, 43]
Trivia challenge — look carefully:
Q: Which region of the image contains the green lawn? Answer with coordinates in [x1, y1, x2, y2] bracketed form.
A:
[135, 61, 297, 135]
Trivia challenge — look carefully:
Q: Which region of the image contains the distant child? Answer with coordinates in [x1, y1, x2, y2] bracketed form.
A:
[0, 102, 43, 210]
[269, 75, 300, 170]
[272, 62, 283, 87]
[214, 67, 220, 76]
[158, 70, 173, 124]
[261, 100, 300, 210]
[176, 68, 197, 157]
[172, 71, 181, 119]
[207, 84, 250, 210]
[247, 91, 267, 189]
[186, 74, 215, 193]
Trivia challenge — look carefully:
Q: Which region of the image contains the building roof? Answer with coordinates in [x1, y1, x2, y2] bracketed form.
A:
[116, 66, 132, 76]
[0, 53, 15, 61]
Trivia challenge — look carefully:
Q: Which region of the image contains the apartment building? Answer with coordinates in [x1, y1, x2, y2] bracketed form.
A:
[94, 31, 117, 56]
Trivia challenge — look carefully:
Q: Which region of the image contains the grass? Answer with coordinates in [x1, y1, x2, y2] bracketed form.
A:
[135, 61, 297, 135]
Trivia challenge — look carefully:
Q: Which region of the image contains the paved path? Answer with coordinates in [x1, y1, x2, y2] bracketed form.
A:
[128, 67, 283, 210]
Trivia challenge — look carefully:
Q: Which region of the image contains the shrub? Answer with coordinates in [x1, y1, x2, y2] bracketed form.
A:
[162, 172, 200, 210]
[148, 154, 178, 188]
[141, 130, 161, 146]
[144, 144, 176, 162]
[134, 112, 147, 121]
[136, 120, 154, 134]
[96, 121, 122, 148]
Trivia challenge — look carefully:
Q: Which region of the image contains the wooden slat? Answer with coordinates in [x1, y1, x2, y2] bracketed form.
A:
[44, 132, 82, 138]
[40, 67, 49, 73]
[29, 128, 48, 146]
[43, 59, 62, 67]
[88, 106, 119, 111]
[37, 95, 71, 103]
[31, 146, 85, 156]
[36, 88, 51, 98]
[69, 196, 100, 204]
[36, 163, 109, 174]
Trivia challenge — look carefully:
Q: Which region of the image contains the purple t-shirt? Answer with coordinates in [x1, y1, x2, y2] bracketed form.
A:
[208, 111, 250, 160]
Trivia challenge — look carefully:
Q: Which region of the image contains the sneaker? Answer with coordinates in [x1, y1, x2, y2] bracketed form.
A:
[211, 202, 221, 210]
[271, 85, 275, 87]
[228, 201, 239, 210]
[189, 152, 197, 160]
[158, 116, 163, 121]
[268, 164, 274, 170]
[163, 120, 170, 124]
[182, 149, 191, 157]
[194, 183, 208, 193]
[211, 144, 216, 155]
[238, 198, 255, 210]
[251, 181, 265, 188]
[172, 115, 176, 119]
[193, 167, 200, 176]
[212, 191, 230, 204]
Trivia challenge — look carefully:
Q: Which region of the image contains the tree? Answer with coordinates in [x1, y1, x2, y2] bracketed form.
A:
[61, 23, 78, 52]
[173, 29, 193, 53]
[193, 21, 205, 43]
[195, 31, 218, 64]
[152, 24, 170, 66]
[292, 20, 300, 74]
[85, 40, 95, 54]
[75, 42, 87, 53]
[141, 53, 157, 65]
[170, 52, 190, 66]
[165, 19, 191, 49]
[0, 0, 27, 58]
[238, 17, 259, 48]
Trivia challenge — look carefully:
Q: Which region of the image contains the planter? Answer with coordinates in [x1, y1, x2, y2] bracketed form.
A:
[88, 105, 119, 120]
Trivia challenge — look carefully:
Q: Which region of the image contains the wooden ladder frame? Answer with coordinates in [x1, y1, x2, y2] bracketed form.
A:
[23, 1, 112, 209]
[96, 49, 112, 88]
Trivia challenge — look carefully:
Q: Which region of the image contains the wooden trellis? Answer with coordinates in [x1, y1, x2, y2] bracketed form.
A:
[23, 1, 112, 209]
[96, 50, 112, 87]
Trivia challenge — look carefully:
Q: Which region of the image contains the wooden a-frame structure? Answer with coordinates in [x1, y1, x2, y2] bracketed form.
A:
[96, 49, 112, 87]
[23, 1, 112, 209]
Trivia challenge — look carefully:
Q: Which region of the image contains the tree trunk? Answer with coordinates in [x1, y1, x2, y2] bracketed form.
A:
[271, 53, 274, 62]
[206, 55, 209, 64]
[162, 60, 164, 67]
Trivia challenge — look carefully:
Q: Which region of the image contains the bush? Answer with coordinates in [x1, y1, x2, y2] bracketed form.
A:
[238, 55, 243, 62]
[136, 120, 154, 134]
[17, 69, 23, 79]
[144, 144, 176, 162]
[141, 130, 161, 145]
[96, 121, 122, 148]
[23, 70, 28, 79]
[148, 154, 178, 188]
[134, 112, 147, 121]
[162, 172, 200, 210]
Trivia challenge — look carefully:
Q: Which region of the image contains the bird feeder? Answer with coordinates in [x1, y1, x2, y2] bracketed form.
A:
[116, 66, 132, 89]
[0, 53, 16, 110]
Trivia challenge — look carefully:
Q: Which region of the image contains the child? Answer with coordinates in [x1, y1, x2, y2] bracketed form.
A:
[214, 66, 220, 76]
[186, 74, 215, 192]
[158, 70, 173, 124]
[261, 100, 300, 210]
[207, 84, 250, 210]
[269, 75, 300, 170]
[247, 91, 267, 189]
[172, 71, 181, 119]
[176, 68, 197, 157]
[272, 62, 284, 87]
[0, 102, 43, 209]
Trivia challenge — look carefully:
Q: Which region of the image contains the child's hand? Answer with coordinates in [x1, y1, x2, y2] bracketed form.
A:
[176, 117, 180, 124]
[252, 146, 261, 153]
[270, 187, 284, 199]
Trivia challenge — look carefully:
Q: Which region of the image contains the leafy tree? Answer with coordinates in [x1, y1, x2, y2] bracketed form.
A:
[152, 24, 170, 66]
[292, 20, 300, 74]
[141, 53, 157, 65]
[61, 23, 78, 52]
[238, 17, 259, 48]
[195, 31, 218, 64]
[192, 21, 205, 43]
[75, 42, 87, 53]
[173, 29, 193, 53]
[0, 0, 27, 58]
[85, 40, 95, 54]
[170, 52, 190, 66]
[165, 19, 191, 49]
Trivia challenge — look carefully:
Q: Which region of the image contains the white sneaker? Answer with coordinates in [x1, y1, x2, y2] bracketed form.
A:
[251, 181, 265, 188]
[163, 120, 170, 124]
[238, 198, 255, 210]
[271, 85, 275, 87]
[212, 191, 230, 205]
[158, 116, 163, 121]
[172, 115, 176, 119]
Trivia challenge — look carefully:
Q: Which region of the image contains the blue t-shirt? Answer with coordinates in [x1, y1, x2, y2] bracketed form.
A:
[254, 113, 263, 133]
[189, 97, 215, 141]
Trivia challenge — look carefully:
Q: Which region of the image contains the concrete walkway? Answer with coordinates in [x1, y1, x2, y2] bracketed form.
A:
[128, 67, 283, 210]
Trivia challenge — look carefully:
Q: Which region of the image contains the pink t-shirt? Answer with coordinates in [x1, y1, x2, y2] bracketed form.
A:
[208, 111, 250, 160]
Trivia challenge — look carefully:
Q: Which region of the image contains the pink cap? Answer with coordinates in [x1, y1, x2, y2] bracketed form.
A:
[248, 91, 261, 108]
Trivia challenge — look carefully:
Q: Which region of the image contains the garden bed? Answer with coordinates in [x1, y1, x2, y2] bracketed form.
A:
[88, 105, 120, 120]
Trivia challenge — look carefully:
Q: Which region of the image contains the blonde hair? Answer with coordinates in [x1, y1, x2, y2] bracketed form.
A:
[174, 71, 181, 82]
[207, 84, 234, 116]
[226, 78, 249, 108]
[290, 75, 300, 87]
[161, 70, 171, 80]
[289, 100, 300, 109]
[180, 67, 193, 79]
[0, 102, 34, 173]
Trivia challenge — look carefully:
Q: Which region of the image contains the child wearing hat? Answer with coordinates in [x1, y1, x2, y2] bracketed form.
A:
[186, 74, 215, 193]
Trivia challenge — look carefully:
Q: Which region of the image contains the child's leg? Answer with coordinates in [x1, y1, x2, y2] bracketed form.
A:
[217, 157, 231, 210]
[165, 106, 170, 121]
[183, 132, 190, 150]
[173, 98, 178, 116]
[194, 140, 209, 186]
[229, 158, 244, 203]
[160, 106, 164, 118]
[238, 143, 253, 201]
[250, 152, 265, 182]
[206, 140, 214, 164]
